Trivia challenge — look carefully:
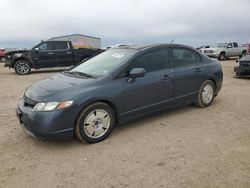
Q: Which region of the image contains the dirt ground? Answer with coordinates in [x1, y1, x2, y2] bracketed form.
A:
[0, 60, 250, 188]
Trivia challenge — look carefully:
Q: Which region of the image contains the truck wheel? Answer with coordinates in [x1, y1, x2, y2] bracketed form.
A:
[196, 80, 215, 108]
[14, 60, 31, 75]
[0, 57, 7, 63]
[240, 51, 246, 58]
[218, 53, 225, 61]
[75, 102, 115, 143]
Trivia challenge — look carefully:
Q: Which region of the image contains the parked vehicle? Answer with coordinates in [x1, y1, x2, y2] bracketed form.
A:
[196, 45, 210, 52]
[0, 48, 7, 62]
[234, 55, 250, 77]
[16, 44, 223, 143]
[240, 43, 250, 54]
[202, 42, 247, 61]
[4, 41, 102, 75]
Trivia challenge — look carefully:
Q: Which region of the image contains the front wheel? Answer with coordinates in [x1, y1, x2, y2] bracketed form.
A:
[218, 53, 225, 61]
[75, 102, 115, 143]
[1, 57, 7, 63]
[14, 60, 31, 75]
[196, 80, 215, 108]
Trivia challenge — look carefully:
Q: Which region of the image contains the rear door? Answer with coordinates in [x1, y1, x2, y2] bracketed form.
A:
[116, 47, 175, 118]
[232, 42, 240, 56]
[54, 41, 74, 67]
[170, 47, 207, 100]
[31, 42, 55, 68]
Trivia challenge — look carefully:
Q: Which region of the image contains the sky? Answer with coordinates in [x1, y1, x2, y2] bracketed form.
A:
[0, 0, 250, 48]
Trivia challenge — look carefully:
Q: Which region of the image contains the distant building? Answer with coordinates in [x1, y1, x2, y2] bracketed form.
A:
[48, 34, 101, 49]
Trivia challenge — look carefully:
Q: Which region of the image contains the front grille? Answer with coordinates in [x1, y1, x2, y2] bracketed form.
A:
[24, 95, 37, 108]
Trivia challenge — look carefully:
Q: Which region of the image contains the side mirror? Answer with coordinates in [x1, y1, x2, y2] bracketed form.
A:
[129, 68, 146, 78]
[34, 48, 39, 51]
[227, 45, 232, 48]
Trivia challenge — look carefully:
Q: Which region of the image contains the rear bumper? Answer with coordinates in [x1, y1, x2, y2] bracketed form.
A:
[234, 66, 250, 77]
[234, 66, 250, 73]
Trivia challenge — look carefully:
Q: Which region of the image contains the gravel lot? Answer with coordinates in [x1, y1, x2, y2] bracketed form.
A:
[0, 60, 250, 188]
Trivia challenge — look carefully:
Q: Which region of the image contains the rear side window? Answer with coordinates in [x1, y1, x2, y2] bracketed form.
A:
[54, 42, 69, 50]
[129, 48, 170, 73]
[172, 48, 198, 67]
[233, 42, 238, 48]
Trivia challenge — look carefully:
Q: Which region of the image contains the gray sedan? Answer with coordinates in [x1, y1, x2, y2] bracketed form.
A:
[16, 44, 223, 143]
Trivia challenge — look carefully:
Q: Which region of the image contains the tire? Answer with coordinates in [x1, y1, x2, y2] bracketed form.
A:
[1, 57, 7, 63]
[239, 51, 246, 58]
[14, 60, 31, 75]
[218, 52, 225, 61]
[196, 80, 215, 108]
[75, 102, 115, 143]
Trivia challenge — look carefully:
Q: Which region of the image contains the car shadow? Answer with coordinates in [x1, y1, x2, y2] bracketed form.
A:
[30, 104, 200, 149]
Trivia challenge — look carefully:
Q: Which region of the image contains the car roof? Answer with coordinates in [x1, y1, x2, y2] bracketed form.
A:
[113, 44, 195, 51]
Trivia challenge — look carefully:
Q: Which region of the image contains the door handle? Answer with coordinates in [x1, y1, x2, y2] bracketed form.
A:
[48, 52, 54, 55]
[162, 74, 170, 80]
[195, 68, 202, 73]
[66, 52, 72, 54]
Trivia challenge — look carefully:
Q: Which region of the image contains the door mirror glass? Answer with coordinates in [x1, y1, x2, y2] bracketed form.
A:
[34, 47, 39, 51]
[129, 68, 146, 78]
[227, 45, 232, 48]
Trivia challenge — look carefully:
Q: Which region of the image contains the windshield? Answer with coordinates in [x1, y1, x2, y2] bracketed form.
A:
[69, 49, 136, 77]
[211, 43, 227, 48]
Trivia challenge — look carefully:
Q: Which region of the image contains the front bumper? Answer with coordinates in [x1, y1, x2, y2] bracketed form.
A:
[16, 98, 77, 140]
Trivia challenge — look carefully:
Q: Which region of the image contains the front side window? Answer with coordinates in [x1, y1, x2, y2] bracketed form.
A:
[128, 48, 170, 73]
[172, 48, 197, 67]
[38, 42, 54, 51]
[227, 43, 233, 48]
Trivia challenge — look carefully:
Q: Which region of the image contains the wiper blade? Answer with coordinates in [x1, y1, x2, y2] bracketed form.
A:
[68, 71, 96, 78]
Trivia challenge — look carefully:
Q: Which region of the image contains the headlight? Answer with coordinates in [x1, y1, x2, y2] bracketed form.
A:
[32, 100, 73, 111]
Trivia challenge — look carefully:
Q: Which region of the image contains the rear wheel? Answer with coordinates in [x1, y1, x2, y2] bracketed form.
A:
[14, 60, 31, 75]
[218, 52, 225, 61]
[240, 51, 247, 58]
[196, 80, 215, 108]
[75, 102, 115, 143]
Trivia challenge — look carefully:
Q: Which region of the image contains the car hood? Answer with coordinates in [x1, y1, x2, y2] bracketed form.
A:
[25, 73, 99, 101]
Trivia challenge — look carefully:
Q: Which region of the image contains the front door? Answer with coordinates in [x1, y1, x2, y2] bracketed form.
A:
[31, 42, 55, 68]
[116, 47, 174, 118]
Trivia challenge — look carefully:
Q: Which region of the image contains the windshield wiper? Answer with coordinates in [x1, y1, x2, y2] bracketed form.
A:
[65, 71, 96, 78]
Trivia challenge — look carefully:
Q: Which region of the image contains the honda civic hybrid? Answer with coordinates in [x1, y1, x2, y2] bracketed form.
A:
[16, 44, 223, 143]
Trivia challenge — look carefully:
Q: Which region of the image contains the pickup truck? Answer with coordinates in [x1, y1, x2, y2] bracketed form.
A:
[4, 41, 103, 75]
[202, 42, 247, 61]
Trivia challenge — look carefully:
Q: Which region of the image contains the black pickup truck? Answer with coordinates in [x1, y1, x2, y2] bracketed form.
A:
[4, 41, 103, 75]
